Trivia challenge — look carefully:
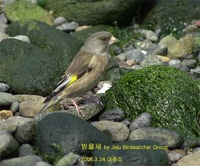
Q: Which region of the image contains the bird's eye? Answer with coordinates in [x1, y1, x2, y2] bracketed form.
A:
[102, 37, 107, 41]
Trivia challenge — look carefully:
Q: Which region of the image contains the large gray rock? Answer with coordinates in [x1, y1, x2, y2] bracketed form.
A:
[2, 20, 82, 95]
[0, 130, 19, 159]
[45, 0, 144, 25]
[34, 112, 112, 163]
[129, 127, 184, 149]
[0, 155, 39, 166]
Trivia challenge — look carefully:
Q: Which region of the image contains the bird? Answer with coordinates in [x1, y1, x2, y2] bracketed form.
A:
[38, 31, 119, 116]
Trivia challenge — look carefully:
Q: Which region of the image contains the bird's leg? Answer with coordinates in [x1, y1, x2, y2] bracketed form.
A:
[71, 98, 85, 117]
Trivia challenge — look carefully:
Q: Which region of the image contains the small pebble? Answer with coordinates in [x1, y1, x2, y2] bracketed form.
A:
[129, 112, 152, 131]
[9, 35, 31, 43]
[168, 59, 181, 68]
[56, 22, 79, 32]
[0, 82, 9, 92]
[19, 144, 35, 157]
[99, 108, 125, 121]
[10, 101, 20, 114]
[168, 149, 186, 163]
[0, 110, 13, 120]
[54, 16, 67, 26]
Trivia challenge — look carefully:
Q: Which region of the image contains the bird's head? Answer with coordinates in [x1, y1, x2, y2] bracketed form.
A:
[84, 31, 119, 55]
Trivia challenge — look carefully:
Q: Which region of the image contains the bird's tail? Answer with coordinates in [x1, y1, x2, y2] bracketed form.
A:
[37, 95, 61, 115]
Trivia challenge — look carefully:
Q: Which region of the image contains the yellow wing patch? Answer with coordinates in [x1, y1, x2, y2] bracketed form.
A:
[67, 75, 77, 86]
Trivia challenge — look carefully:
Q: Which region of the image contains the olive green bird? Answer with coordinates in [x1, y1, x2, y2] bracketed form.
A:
[38, 31, 119, 116]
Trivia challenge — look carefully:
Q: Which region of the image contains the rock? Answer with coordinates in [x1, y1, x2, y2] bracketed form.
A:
[0, 24, 7, 33]
[93, 140, 168, 166]
[55, 152, 85, 166]
[99, 108, 125, 121]
[115, 53, 127, 61]
[56, 22, 79, 32]
[168, 35, 194, 59]
[157, 55, 170, 62]
[103, 65, 200, 138]
[75, 25, 92, 32]
[19, 144, 35, 157]
[91, 120, 129, 141]
[45, 0, 144, 25]
[0, 130, 19, 159]
[177, 151, 200, 166]
[147, 45, 168, 55]
[3, 20, 82, 95]
[168, 59, 181, 68]
[15, 94, 45, 103]
[159, 35, 177, 48]
[125, 49, 146, 64]
[129, 112, 152, 131]
[129, 127, 184, 149]
[0, 83, 9, 92]
[34, 112, 111, 163]
[0, 116, 33, 133]
[134, 39, 155, 50]
[194, 37, 200, 53]
[54, 16, 67, 26]
[126, 59, 135, 66]
[0, 155, 40, 166]
[141, 0, 194, 36]
[35, 161, 52, 166]
[9, 35, 31, 43]
[61, 102, 103, 120]
[121, 119, 131, 126]
[4, 1, 54, 25]
[190, 66, 200, 78]
[180, 59, 197, 68]
[0, 32, 9, 42]
[140, 54, 163, 67]
[96, 81, 112, 94]
[10, 101, 20, 113]
[19, 100, 44, 117]
[168, 149, 186, 163]
[137, 29, 158, 41]
[0, 110, 13, 120]
[0, 92, 17, 106]
[15, 118, 36, 143]
[0, 13, 7, 24]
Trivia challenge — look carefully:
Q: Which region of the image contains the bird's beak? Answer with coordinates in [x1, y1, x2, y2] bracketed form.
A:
[109, 36, 119, 45]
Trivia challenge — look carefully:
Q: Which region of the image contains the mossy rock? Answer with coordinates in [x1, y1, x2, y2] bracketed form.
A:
[141, 0, 194, 37]
[103, 65, 200, 137]
[6, 20, 83, 68]
[2, 20, 82, 95]
[4, 0, 54, 25]
[0, 39, 63, 95]
[44, 0, 144, 25]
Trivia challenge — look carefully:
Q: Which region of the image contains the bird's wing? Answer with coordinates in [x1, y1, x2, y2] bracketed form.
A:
[45, 50, 94, 102]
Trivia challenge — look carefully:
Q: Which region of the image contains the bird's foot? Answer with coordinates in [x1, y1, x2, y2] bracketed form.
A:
[71, 98, 85, 117]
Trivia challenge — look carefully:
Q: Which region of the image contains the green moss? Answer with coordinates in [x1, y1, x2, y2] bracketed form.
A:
[18, 19, 40, 31]
[141, 0, 194, 37]
[4, 0, 53, 25]
[103, 65, 200, 137]
[35, 143, 64, 165]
